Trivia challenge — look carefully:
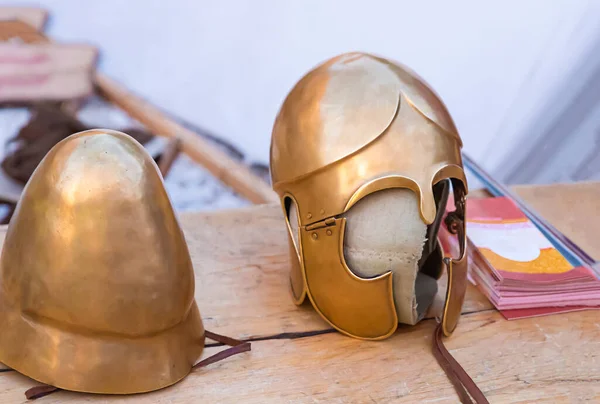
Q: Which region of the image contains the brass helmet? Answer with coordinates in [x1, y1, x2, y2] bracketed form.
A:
[270, 52, 468, 340]
[0, 130, 205, 393]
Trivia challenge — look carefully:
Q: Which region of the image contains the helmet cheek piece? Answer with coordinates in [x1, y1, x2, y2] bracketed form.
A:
[441, 179, 468, 337]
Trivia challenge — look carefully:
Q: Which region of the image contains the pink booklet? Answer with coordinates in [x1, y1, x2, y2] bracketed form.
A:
[440, 196, 600, 320]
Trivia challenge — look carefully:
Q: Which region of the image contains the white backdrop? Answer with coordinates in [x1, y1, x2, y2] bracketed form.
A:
[6, 0, 600, 171]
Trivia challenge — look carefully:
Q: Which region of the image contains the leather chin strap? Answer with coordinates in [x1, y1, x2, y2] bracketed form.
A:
[23, 330, 251, 400]
[418, 180, 450, 279]
[433, 323, 489, 404]
[433, 183, 488, 404]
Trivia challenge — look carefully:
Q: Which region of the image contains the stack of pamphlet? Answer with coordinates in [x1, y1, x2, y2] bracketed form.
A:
[440, 195, 600, 320]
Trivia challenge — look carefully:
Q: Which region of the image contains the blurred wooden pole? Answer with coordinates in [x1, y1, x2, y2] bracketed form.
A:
[95, 74, 278, 204]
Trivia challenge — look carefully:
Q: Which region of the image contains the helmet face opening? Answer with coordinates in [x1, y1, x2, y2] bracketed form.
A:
[271, 52, 469, 340]
[285, 179, 454, 327]
[283, 195, 307, 305]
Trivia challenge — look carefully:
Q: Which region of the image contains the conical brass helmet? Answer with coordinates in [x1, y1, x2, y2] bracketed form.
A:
[0, 130, 205, 394]
[270, 52, 468, 340]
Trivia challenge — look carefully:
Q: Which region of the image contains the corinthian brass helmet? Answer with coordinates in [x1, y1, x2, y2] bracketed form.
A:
[270, 52, 468, 340]
[0, 130, 205, 394]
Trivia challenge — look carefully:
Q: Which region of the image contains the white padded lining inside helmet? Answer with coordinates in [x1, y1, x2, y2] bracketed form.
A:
[287, 188, 437, 325]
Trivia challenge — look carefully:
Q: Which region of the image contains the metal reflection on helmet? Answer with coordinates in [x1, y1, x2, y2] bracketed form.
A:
[270, 52, 468, 340]
[0, 130, 205, 394]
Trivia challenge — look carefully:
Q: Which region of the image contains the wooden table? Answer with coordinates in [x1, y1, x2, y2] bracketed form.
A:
[0, 182, 599, 403]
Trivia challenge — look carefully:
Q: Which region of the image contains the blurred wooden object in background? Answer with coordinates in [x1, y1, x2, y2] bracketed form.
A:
[0, 7, 47, 31]
[0, 10, 278, 205]
[0, 43, 97, 103]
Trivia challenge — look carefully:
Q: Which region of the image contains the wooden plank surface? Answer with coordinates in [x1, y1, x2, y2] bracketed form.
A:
[0, 182, 598, 403]
[2, 309, 596, 403]
[178, 202, 491, 338]
[513, 181, 600, 260]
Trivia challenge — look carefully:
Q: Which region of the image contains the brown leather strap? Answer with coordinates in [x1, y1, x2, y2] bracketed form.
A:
[1, 103, 154, 186]
[24, 385, 59, 400]
[193, 330, 251, 369]
[441, 182, 469, 337]
[23, 329, 251, 400]
[433, 323, 489, 404]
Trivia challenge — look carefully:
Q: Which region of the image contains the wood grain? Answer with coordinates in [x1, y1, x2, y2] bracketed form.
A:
[0, 310, 597, 403]
[513, 181, 600, 260]
[0, 182, 597, 402]
[179, 203, 491, 338]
